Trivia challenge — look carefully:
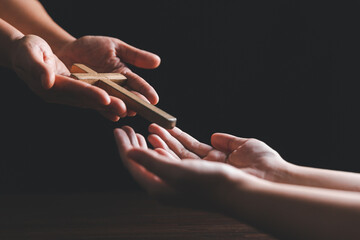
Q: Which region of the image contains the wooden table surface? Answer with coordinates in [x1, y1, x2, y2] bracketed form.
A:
[0, 191, 274, 240]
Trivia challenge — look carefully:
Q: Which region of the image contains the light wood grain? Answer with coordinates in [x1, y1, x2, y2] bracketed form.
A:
[71, 73, 127, 85]
[70, 64, 177, 129]
[97, 79, 176, 129]
[70, 64, 98, 74]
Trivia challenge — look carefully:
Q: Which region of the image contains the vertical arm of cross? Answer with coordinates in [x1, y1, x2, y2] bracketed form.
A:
[70, 64, 176, 129]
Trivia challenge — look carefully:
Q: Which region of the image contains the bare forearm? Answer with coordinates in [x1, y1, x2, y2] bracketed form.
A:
[274, 163, 360, 192]
[0, 18, 23, 67]
[226, 179, 360, 239]
[0, 0, 75, 53]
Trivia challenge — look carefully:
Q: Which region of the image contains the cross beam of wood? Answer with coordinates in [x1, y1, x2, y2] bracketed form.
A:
[70, 64, 177, 129]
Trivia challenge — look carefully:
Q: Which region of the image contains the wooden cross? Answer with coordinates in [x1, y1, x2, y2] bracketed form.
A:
[70, 63, 176, 129]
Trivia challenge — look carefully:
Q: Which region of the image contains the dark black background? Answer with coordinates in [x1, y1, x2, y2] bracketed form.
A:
[1, 1, 360, 193]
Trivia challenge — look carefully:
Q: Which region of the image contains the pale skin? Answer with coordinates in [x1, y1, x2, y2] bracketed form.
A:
[114, 124, 360, 240]
[0, 0, 161, 121]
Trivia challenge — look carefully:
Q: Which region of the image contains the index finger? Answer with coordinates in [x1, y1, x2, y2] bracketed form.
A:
[114, 128, 133, 162]
[123, 70, 159, 105]
[148, 124, 200, 159]
[167, 126, 213, 158]
[44, 74, 111, 107]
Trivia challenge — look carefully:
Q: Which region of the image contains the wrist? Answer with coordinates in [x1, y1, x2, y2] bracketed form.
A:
[52, 35, 75, 55]
[0, 19, 24, 68]
[259, 156, 298, 185]
[217, 172, 270, 211]
[7, 34, 25, 69]
[270, 161, 300, 185]
[54, 37, 76, 68]
[222, 175, 274, 217]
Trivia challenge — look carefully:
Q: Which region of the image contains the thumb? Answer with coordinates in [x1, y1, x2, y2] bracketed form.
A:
[38, 62, 55, 90]
[29, 49, 56, 90]
[211, 133, 248, 153]
[39, 50, 57, 90]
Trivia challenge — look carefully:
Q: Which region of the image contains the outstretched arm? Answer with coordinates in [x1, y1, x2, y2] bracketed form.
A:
[130, 148, 360, 240]
[114, 126, 360, 240]
[148, 123, 360, 192]
[278, 164, 360, 192]
[211, 131, 360, 192]
[0, 0, 75, 54]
